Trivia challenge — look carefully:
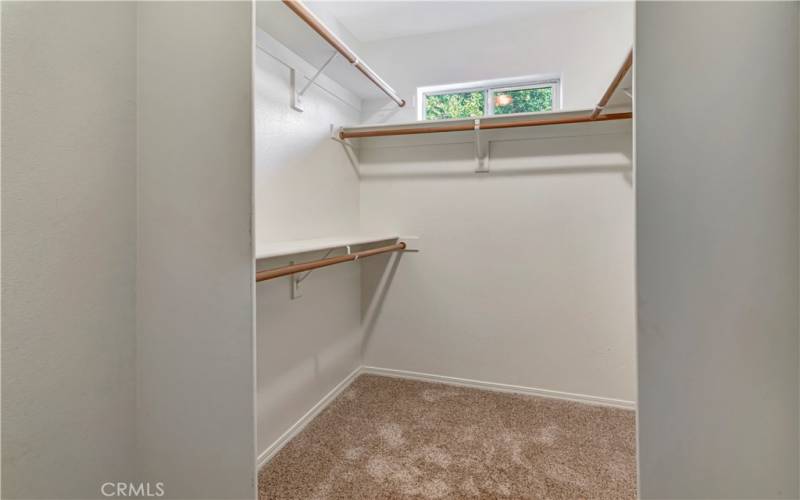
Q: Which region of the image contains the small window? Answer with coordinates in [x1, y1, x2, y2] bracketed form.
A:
[491, 85, 554, 115]
[424, 90, 485, 121]
[420, 78, 560, 121]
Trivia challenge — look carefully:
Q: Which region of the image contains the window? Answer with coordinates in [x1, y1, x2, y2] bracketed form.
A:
[491, 85, 553, 115]
[424, 90, 485, 121]
[420, 77, 560, 121]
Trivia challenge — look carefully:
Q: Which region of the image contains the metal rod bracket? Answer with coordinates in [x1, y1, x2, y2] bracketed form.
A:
[291, 52, 337, 112]
[330, 124, 353, 147]
[289, 260, 303, 299]
[290, 69, 303, 112]
[331, 124, 361, 176]
[474, 119, 489, 173]
[291, 274, 302, 299]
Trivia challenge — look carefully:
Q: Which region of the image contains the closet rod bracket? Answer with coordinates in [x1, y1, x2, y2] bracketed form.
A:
[291, 273, 303, 299]
[474, 119, 489, 173]
[330, 124, 361, 174]
[290, 246, 338, 299]
[291, 51, 338, 112]
[288, 260, 304, 299]
[330, 125, 353, 147]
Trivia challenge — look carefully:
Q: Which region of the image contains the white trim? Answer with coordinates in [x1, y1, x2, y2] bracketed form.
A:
[256, 366, 361, 469]
[257, 364, 635, 469]
[360, 366, 636, 410]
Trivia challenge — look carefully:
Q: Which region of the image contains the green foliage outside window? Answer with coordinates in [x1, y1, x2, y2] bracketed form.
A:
[493, 87, 553, 115]
[425, 91, 484, 120]
[424, 86, 554, 120]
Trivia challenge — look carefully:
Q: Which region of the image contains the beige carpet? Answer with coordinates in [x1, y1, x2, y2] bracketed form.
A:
[259, 375, 636, 499]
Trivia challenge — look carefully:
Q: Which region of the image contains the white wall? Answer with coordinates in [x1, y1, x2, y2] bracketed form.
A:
[254, 31, 361, 242]
[358, 2, 633, 124]
[136, 3, 255, 499]
[3, 3, 256, 498]
[636, 2, 799, 498]
[358, 121, 636, 403]
[254, 29, 364, 459]
[2, 3, 138, 498]
[348, 1, 637, 404]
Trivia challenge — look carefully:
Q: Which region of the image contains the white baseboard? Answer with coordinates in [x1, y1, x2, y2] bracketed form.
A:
[360, 366, 636, 410]
[257, 365, 635, 469]
[256, 366, 361, 469]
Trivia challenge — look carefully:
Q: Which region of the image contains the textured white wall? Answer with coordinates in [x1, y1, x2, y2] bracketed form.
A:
[636, 2, 799, 498]
[136, 3, 255, 498]
[358, 121, 636, 403]
[358, 2, 633, 124]
[254, 33, 361, 243]
[1, 3, 138, 498]
[254, 31, 363, 460]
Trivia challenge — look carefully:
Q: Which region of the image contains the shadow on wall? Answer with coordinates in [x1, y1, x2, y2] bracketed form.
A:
[356, 132, 633, 186]
[360, 250, 404, 359]
[360, 97, 408, 124]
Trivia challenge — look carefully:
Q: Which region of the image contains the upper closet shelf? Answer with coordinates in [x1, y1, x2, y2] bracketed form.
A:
[280, 0, 405, 108]
[336, 108, 629, 139]
[256, 234, 400, 260]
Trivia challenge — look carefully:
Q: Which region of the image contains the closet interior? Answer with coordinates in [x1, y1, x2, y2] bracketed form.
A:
[5, 2, 800, 499]
[255, 1, 635, 498]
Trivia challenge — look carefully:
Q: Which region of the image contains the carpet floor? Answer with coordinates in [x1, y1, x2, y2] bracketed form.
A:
[259, 375, 636, 499]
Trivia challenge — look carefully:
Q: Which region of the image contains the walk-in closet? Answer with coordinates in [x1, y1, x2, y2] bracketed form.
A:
[255, 2, 636, 497]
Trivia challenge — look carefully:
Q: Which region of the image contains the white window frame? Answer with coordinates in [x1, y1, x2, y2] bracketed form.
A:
[417, 75, 561, 121]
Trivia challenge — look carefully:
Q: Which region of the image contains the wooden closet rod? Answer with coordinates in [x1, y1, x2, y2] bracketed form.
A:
[282, 0, 406, 107]
[339, 112, 632, 139]
[591, 49, 633, 120]
[256, 242, 406, 282]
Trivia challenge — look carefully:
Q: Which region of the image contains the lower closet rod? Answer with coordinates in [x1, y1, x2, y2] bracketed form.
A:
[256, 242, 406, 282]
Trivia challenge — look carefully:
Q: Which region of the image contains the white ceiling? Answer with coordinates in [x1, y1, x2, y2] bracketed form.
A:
[255, 1, 603, 100]
[311, 1, 594, 43]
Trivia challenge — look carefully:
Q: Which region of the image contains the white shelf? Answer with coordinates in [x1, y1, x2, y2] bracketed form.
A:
[337, 108, 632, 150]
[341, 108, 595, 136]
[256, 234, 400, 260]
